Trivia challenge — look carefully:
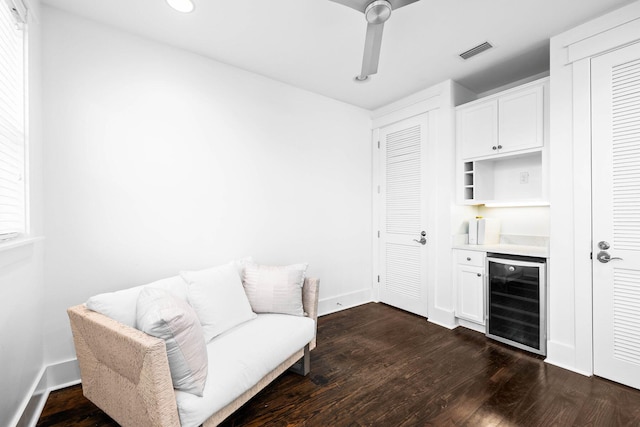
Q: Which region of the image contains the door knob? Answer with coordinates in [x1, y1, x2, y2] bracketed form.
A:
[598, 241, 610, 250]
[597, 251, 623, 263]
[414, 231, 427, 245]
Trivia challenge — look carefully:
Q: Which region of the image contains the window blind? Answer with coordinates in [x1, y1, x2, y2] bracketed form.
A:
[0, 0, 26, 239]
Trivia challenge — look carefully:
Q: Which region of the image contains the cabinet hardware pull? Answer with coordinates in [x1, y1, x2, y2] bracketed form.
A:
[492, 146, 497, 150]
[467, 257, 471, 261]
[477, 273, 482, 277]
[497, 145, 503, 149]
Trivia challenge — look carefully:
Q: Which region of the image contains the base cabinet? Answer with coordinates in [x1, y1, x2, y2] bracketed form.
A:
[454, 250, 486, 326]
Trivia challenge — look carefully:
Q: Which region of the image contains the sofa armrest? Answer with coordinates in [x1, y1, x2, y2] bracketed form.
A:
[67, 304, 180, 427]
[302, 277, 319, 350]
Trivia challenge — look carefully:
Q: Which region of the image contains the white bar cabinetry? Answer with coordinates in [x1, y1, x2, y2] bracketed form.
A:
[456, 78, 549, 205]
[454, 249, 486, 328]
[458, 81, 544, 160]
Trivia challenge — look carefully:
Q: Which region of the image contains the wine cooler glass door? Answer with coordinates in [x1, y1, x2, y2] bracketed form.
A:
[486, 256, 546, 356]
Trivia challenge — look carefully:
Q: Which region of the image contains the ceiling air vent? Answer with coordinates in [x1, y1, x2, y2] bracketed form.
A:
[459, 41, 493, 60]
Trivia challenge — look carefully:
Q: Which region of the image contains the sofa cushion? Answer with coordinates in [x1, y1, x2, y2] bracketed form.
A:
[181, 262, 256, 342]
[136, 287, 208, 396]
[174, 313, 315, 427]
[86, 276, 188, 328]
[242, 262, 308, 316]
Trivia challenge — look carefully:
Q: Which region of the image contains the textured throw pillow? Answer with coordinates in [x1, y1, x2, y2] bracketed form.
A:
[136, 287, 208, 396]
[233, 256, 253, 275]
[86, 276, 188, 328]
[242, 262, 308, 316]
[182, 262, 257, 342]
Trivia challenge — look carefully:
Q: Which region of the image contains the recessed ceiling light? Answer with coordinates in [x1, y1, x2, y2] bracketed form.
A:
[166, 0, 195, 13]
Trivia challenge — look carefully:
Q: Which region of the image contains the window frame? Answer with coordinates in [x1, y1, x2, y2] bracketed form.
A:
[0, 0, 28, 242]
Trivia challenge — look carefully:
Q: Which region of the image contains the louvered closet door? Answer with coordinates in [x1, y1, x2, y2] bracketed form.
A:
[379, 113, 429, 317]
[592, 42, 640, 389]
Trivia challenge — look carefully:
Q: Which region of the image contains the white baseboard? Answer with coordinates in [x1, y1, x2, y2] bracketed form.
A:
[318, 288, 373, 316]
[545, 340, 592, 376]
[456, 318, 486, 334]
[11, 366, 46, 427]
[544, 357, 592, 377]
[45, 358, 81, 391]
[12, 359, 81, 427]
[427, 308, 457, 330]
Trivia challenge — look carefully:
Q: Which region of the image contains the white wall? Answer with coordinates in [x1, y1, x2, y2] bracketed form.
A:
[477, 206, 550, 237]
[1, 0, 46, 425]
[42, 6, 372, 365]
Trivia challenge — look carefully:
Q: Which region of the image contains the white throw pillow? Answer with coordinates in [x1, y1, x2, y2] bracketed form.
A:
[136, 287, 208, 396]
[233, 256, 253, 275]
[182, 262, 257, 342]
[86, 276, 188, 328]
[242, 262, 308, 316]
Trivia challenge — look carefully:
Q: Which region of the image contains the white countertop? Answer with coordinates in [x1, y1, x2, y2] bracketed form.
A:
[453, 243, 548, 258]
[452, 234, 549, 258]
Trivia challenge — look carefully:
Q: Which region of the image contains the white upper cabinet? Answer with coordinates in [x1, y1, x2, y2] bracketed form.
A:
[456, 78, 549, 205]
[498, 85, 544, 155]
[457, 100, 498, 160]
[457, 80, 546, 161]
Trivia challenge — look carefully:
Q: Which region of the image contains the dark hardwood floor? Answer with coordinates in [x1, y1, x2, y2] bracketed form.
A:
[37, 303, 640, 426]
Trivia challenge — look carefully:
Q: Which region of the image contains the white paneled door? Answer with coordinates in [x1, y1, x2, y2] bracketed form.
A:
[592, 42, 640, 389]
[378, 113, 430, 317]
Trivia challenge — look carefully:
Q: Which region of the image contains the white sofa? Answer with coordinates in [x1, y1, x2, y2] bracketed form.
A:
[67, 268, 319, 427]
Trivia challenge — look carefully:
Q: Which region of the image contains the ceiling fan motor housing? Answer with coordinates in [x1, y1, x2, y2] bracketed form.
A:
[365, 0, 392, 24]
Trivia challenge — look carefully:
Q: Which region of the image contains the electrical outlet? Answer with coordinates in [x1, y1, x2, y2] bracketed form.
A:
[520, 171, 529, 184]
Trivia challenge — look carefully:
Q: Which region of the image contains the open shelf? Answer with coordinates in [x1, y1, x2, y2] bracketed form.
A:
[462, 151, 546, 205]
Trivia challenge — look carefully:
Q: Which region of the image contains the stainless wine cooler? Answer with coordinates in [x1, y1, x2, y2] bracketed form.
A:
[486, 254, 547, 356]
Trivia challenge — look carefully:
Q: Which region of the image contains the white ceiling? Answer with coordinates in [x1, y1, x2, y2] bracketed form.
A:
[40, 0, 636, 110]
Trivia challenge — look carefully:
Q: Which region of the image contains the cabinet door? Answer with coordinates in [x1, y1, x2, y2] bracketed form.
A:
[457, 100, 498, 160]
[456, 264, 485, 324]
[498, 85, 544, 154]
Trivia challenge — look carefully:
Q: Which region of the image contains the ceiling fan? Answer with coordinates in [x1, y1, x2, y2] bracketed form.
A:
[330, 0, 421, 81]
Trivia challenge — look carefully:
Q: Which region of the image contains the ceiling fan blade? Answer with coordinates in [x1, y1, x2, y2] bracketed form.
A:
[360, 22, 385, 79]
[328, 0, 370, 13]
[388, 0, 420, 10]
